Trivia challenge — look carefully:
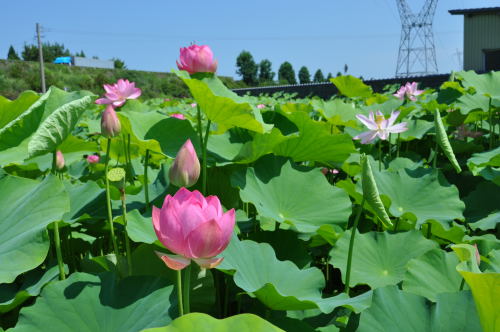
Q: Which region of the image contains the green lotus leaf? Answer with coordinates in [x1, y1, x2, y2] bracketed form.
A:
[452, 244, 500, 332]
[456, 70, 500, 98]
[126, 209, 157, 244]
[62, 180, 104, 223]
[273, 107, 356, 165]
[330, 231, 437, 289]
[0, 90, 39, 129]
[330, 75, 372, 98]
[364, 167, 465, 228]
[0, 265, 64, 313]
[12, 272, 176, 332]
[389, 119, 434, 141]
[434, 109, 461, 173]
[175, 70, 270, 134]
[0, 175, 69, 283]
[232, 157, 352, 233]
[27, 94, 94, 158]
[402, 249, 462, 301]
[310, 99, 359, 128]
[142, 313, 284, 332]
[456, 93, 491, 113]
[467, 146, 500, 183]
[218, 237, 371, 313]
[463, 181, 500, 230]
[358, 286, 481, 332]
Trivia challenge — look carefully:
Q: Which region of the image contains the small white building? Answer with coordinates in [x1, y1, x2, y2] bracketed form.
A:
[449, 7, 500, 72]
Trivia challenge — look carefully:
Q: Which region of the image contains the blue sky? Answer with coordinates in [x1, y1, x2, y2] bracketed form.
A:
[1, 0, 498, 80]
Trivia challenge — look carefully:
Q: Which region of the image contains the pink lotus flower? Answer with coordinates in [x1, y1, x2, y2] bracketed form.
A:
[170, 113, 186, 120]
[321, 168, 339, 175]
[56, 150, 65, 170]
[95, 79, 142, 107]
[169, 139, 200, 188]
[101, 105, 122, 138]
[393, 82, 424, 101]
[176, 44, 218, 75]
[190, 103, 197, 108]
[153, 188, 235, 270]
[354, 110, 408, 144]
[257, 104, 266, 109]
[87, 155, 100, 164]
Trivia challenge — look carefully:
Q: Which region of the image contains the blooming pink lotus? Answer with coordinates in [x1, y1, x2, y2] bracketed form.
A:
[257, 104, 266, 109]
[87, 155, 100, 164]
[56, 150, 65, 170]
[190, 103, 197, 108]
[153, 188, 235, 270]
[101, 105, 122, 138]
[170, 113, 186, 120]
[169, 139, 200, 188]
[354, 110, 408, 144]
[393, 82, 424, 101]
[95, 79, 142, 107]
[176, 44, 218, 75]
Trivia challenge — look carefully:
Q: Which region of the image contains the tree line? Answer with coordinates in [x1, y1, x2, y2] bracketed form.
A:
[236, 50, 348, 86]
[6, 43, 126, 69]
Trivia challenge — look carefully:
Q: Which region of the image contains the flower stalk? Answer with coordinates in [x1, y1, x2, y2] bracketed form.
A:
[104, 138, 119, 259]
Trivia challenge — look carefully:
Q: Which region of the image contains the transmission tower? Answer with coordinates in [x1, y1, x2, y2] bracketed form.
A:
[395, 0, 439, 77]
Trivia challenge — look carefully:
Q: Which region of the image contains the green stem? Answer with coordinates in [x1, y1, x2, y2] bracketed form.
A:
[396, 133, 401, 158]
[53, 221, 66, 280]
[176, 270, 184, 317]
[488, 98, 493, 149]
[104, 138, 119, 258]
[426, 222, 432, 239]
[223, 276, 229, 317]
[433, 139, 439, 168]
[345, 198, 365, 294]
[144, 149, 150, 210]
[182, 264, 191, 314]
[51, 151, 57, 174]
[120, 189, 132, 276]
[202, 120, 211, 195]
[388, 134, 392, 159]
[196, 106, 204, 149]
[378, 140, 382, 171]
[459, 278, 465, 291]
[393, 218, 400, 232]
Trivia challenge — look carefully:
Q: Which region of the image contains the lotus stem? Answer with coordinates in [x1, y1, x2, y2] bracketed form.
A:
[53, 221, 65, 280]
[345, 198, 365, 294]
[182, 264, 191, 314]
[144, 149, 150, 210]
[202, 120, 211, 195]
[378, 140, 382, 171]
[459, 278, 465, 291]
[488, 98, 493, 149]
[426, 222, 432, 239]
[396, 133, 401, 157]
[177, 270, 184, 316]
[120, 187, 132, 276]
[433, 139, 439, 168]
[104, 138, 120, 259]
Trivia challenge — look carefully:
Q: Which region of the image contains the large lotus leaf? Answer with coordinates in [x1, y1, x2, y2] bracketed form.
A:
[467, 146, 500, 184]
[0, 87, 93, 151]
[232, 158, 352, 233]
[330, 231, 437, 289]
[463, 181, 500, 230]
[456, 93, 491, 113]
[310, 99, 358, 127]
[62, 180, 104, 223]
[330, 75, 372, 98]
[27, 94, 94, 158]
[389, 119, 434, 141]
[0, 175, 69, 283]
[456, 70, 500, 98]
[126, 209, 157, 244]
[12, 272, 176, 332]
[452, 244, 500, 332]
[402, 249, 462, 301]
[0, 265, 63, 313]
[0, 91, 39, 129]
[358, 286, 481, 332]
[273, 108, 356, 165]
[218, 237, 371, 313]
[143, 313, 284, 332]
[175, 71, 270, 134]
[364, 167, 465, 228]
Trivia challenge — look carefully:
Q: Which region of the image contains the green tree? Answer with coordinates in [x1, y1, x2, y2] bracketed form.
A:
[313, 69, 325, 82]
[22, 42, 70, 63]
[7, 45, 20, 60]
[327, 72, 333, 80]
[113, 58, 126, 69]
[236, 50, 258, 85]
[278, 61, 297, 84]
[298, 66, 311, 84]
[258, 59, 274, 83]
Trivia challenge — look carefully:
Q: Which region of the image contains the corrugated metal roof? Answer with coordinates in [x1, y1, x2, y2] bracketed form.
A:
[449, 7, 500, 15]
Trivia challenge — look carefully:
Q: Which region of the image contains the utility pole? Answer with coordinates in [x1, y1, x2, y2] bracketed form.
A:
[36, 23, 46, 93]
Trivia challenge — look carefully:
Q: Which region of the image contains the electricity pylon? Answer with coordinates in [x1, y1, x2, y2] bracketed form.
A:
[395, 0, 439, 77]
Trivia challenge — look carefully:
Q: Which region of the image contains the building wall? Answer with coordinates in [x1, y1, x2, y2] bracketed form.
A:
[464, 13, 500, 71]
[72, 57, 114, 69]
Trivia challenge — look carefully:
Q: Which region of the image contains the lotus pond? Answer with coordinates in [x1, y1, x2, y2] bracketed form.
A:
[0, 56, 499, 332]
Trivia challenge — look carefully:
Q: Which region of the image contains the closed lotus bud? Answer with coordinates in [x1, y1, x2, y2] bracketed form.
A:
[176, 44, 218, 74]
[101, 105, 121, 138]
[56, 150, 65, 170]
[87, 155, 100, 164]
[169, 139, 200, 188]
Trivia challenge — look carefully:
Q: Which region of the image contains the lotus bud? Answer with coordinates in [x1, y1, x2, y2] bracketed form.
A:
[169, 139, 200, 188]
[176, 44, 218, 74]
[101, 105, 121, 138]
[55, 150, 65, 170]
[87, 155, 100, 164]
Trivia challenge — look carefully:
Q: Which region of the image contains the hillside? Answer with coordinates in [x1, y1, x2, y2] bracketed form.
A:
[0, 59, 247, 99]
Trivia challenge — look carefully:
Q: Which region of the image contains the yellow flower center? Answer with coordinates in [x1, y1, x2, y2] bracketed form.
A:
[375, 114, 385, 128]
